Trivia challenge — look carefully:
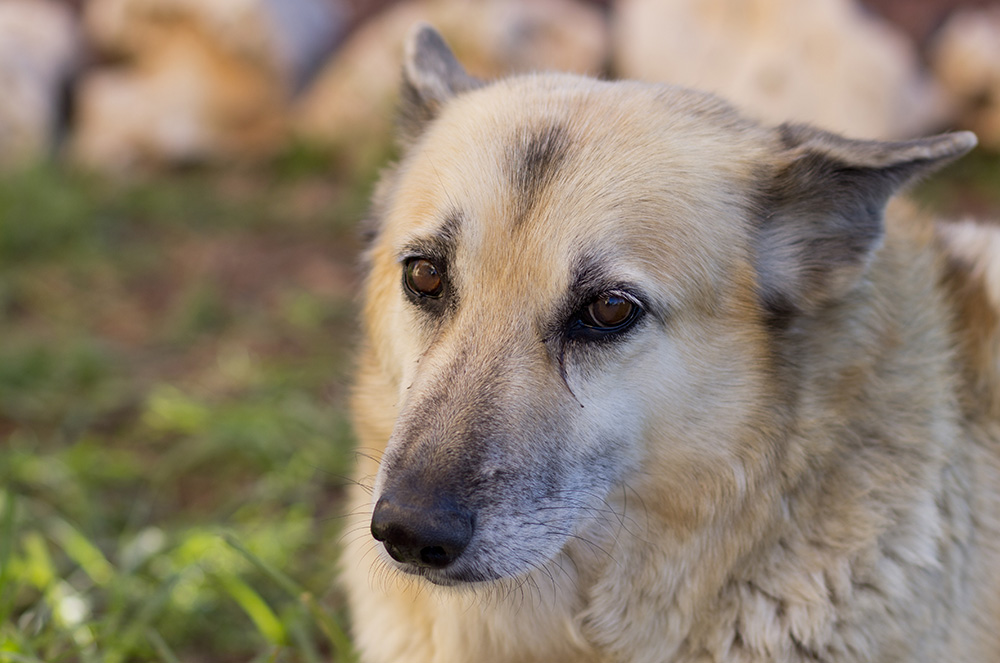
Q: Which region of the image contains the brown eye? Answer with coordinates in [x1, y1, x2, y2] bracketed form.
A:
[583, 295, 635, 329]
[404, 258, 444, 298]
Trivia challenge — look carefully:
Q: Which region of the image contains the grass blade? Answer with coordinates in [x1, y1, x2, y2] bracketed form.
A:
[102, 573, 179, 663]
[47, 519, 114, 587]
[300, 592, 357, 663]
[222, 533, 355, 660]
[287, 610, 322, 663]
[144, 627, 181, 663]
[222, 533, 301, 598]
[0, 490, 17, 626]
[215, 572, 286, 645]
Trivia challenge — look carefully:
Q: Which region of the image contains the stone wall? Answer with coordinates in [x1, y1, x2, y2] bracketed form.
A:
[1, 0, 996, 173]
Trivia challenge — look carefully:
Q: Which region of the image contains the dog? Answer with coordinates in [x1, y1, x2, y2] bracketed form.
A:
[341, 23, 1000, 663]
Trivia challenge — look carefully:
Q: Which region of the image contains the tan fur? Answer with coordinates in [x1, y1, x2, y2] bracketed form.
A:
[342, 25, 1000, 663]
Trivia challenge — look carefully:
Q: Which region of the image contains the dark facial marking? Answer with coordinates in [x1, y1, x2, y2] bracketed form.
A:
[387, 339, 506, 506]
[543, 252, 652, 364]
[507, 124, 571, 229]
[402, 212, 462, 262]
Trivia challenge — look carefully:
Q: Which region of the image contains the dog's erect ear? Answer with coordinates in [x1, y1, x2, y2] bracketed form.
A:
[398, 23, 482, 143]
[754, 125, 977, 322]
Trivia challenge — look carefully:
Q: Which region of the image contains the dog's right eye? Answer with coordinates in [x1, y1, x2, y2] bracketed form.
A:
[404, 258, 445, 298]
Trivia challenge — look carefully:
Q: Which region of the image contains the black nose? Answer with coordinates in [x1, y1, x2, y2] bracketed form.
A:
[371, 494, 474, 569]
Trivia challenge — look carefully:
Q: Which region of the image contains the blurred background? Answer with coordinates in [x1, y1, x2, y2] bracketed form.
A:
[1, 0, 999, 661]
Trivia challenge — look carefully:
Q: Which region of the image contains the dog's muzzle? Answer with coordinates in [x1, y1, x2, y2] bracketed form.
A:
[371, 491, 475, 569]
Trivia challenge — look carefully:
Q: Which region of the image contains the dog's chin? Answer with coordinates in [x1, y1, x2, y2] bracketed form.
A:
[383, 556, 516, 588]
[393, 564, 507, 587]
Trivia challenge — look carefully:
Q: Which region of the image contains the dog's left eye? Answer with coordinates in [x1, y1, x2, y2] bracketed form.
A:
[584, 295, 634, 328]
[569, 293, 643, 339]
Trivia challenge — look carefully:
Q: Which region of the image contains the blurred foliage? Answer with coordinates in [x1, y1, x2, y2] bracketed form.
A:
[0, 150, 374, 662]
[914, 146, 1000, 220]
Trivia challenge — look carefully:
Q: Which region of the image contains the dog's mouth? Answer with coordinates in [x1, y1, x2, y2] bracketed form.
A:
[384, 556, 505, 586]
[372, 513, 512, 585]
[375, 531, 522, 586]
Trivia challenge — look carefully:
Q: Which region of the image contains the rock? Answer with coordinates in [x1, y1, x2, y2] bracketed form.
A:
[73, 0, 347, 170]
[613, 0, 947, 139]
[292, 0, 610, 173]
[0, 0, 81, 169]
[931, 6, 1000, 150]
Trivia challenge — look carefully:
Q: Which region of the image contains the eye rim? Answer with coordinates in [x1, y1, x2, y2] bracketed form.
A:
[567, 291, 645, 340]
[403, 257, 446, 299]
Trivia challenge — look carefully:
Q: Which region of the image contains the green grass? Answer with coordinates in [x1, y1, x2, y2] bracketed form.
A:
[0, 156, 372, 662]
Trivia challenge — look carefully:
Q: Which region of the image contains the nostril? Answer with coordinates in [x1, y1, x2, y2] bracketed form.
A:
[419, 545, 450, 568]
[371, 495, 474, 570]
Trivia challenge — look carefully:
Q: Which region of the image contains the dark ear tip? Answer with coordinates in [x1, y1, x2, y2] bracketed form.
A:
[404, 22, 445, 65]
[403, 22, 463, 84]
[397, 21, 479, 143]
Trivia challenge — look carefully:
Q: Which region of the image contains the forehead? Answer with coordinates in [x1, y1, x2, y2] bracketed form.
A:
[382, 74, 768, 300]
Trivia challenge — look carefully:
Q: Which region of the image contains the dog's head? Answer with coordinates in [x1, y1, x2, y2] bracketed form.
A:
[357, 24, 975, 586]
